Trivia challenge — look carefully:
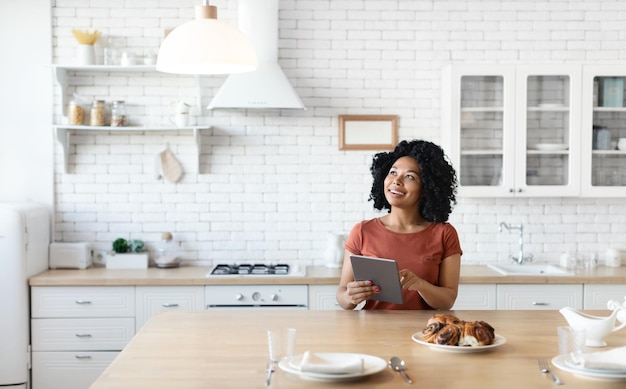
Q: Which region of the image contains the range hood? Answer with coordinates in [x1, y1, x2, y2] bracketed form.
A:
[207, 0, 305, 110]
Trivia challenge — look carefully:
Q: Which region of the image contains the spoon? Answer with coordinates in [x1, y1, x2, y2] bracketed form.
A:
[389, 356, 412, 384]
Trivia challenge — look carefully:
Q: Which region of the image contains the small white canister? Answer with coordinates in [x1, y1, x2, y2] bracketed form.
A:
[605, 248, 623, 267]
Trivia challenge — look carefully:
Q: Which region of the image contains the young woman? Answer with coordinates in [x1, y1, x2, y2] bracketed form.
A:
[336, 140, 462, 310]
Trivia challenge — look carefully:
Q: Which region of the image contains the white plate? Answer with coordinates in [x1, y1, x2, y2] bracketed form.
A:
[411, 332, 506, 353]
[533, 143, 569, 151]
[278, 353, 387, 382]
[552, 354, 626, 381]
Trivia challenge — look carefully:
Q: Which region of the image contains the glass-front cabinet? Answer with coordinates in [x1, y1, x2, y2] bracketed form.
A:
[581, 65, 626, 197]
[443, 64, 581, 197]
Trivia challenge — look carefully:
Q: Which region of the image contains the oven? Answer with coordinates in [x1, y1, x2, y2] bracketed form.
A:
[205, 264, 308, 310]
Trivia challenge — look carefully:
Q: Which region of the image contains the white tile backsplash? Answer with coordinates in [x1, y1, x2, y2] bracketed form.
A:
[51, 0, 626, 265]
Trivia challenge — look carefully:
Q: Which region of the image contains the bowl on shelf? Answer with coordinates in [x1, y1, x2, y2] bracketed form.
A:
[533, 143, 568, 151]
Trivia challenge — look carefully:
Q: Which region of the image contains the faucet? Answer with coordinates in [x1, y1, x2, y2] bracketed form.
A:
[499, 222, 533, 265]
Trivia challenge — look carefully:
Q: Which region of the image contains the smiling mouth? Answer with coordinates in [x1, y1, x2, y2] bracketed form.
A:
[388, 189, 405, 196]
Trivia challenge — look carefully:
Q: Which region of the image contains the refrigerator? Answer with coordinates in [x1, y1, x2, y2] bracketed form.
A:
[0, 203, 50, 389]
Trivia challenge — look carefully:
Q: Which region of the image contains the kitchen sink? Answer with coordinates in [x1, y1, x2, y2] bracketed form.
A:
[488, 263, 574, 276]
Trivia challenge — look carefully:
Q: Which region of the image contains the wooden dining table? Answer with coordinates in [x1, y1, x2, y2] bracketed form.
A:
[89, 309, 626, 389]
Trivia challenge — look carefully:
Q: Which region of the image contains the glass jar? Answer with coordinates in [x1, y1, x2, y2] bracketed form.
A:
[110, 100, 127, 127]
[67, 99, 84, 125]
[89, 100, 106, 126]
[153, 232, 181, 268]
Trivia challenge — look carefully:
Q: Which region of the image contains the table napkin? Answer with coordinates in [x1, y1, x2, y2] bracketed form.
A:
[157, 148, 184, 183]
[571, 346, 626, 371]
[292, 351, 364, 374]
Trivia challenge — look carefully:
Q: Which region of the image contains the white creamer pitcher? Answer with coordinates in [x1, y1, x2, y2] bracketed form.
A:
[171, 101, 191, 114]
[323, 233, 346, 268]
[559, 305, 626, 347]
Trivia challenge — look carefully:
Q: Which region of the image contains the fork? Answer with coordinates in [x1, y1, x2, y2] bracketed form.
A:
[538, 358, 563, 385]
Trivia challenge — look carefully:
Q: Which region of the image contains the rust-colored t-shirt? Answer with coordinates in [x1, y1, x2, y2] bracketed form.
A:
[344, 218, 462, 310]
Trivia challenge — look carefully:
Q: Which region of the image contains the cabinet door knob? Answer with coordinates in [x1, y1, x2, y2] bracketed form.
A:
[74, 300, 92, 305]
[74, 355, 92, 359]
[532, 302, 548, 306]
[509, 188, 515, 193]
[161, 303, 179, 308]
[75, 333, 92, 338]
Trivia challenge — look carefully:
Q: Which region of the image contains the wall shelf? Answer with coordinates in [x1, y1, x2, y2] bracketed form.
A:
[52, 65, 204, 112]
[53, 125, 209, 174]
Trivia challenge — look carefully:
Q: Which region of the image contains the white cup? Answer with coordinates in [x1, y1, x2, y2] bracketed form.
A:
[120, 52, 134, 66]
[170, 113, 189, 127]
[618, 138, 626, 151]
[605, 248, 622, 267]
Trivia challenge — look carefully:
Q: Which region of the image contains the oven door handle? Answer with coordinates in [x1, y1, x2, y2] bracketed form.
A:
[206, 304, 308, 309]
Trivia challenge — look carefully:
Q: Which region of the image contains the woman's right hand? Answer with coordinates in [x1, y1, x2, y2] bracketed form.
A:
[344, 280, 380, 306]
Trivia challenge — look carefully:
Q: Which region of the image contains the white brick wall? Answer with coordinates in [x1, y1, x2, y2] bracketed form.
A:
[52, 0, 626, 266]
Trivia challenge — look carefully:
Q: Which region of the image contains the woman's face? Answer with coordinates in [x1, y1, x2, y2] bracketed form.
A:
[383, 156, 422, 209]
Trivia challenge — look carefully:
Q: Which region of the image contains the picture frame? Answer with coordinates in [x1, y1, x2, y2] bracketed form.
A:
[338, 115, 398, 150]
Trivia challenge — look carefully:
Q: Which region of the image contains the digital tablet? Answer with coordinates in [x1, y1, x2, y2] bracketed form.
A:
[350, 255, 403, 304]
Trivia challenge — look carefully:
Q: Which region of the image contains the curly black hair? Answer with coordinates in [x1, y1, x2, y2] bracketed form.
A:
[368, 139, 458, 222]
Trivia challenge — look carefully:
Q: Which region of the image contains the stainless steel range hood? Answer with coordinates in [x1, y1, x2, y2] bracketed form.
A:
[207, 0, 305, 110]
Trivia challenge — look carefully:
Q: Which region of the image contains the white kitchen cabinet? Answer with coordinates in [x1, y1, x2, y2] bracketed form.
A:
[308, 285, 341, 310]
[32, 351, 118, 389]
[496, 284, 583, 310]
[443, 64, 582, 197]
[581, 65, 626, 197]
[31, 286, 135, 389]
[452, 284, 497, 310]
[135, 286, 205, 331]
[583, 284, 626, 309]
[31, 318, 134, 351]
[31, 286, 135, 318]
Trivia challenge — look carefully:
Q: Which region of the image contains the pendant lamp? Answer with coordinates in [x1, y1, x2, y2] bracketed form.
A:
[156, 1, 258, 75]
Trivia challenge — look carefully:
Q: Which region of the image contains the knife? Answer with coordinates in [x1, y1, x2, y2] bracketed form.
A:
[265, 361, 275, 386]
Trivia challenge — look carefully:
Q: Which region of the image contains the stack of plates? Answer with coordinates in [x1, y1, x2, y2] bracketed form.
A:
[278, 353, 387, 382]
[551, 355, 626, 381]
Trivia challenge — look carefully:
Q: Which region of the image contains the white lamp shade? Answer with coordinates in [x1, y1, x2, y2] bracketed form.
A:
[156, 18, 258, 75]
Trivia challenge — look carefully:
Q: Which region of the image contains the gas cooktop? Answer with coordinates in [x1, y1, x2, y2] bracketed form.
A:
[209, 263, 291, 276]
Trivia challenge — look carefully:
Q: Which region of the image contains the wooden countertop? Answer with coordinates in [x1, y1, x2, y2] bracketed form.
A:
[89, 309, 626, 389]
[29, 265, 626, 286]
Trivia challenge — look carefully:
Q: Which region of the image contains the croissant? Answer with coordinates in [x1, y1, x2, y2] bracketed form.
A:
[422, 314, 496, 347]
[422, 321, 447, 343]
[426, 313, 462, 327]
[434, 323, 462, 345]
[458, 321, 496, 346]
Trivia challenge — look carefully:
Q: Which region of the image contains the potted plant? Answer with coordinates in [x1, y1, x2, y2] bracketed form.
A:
[105, 238, 149, 269]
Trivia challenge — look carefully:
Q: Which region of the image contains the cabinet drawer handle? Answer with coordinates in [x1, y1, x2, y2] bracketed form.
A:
[532, 302, 548, 306]
[75, 333, 92, 338]
[162, 303, 179, 308]
[74, 300, 92, 305]
[75, 355, 92, 359]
